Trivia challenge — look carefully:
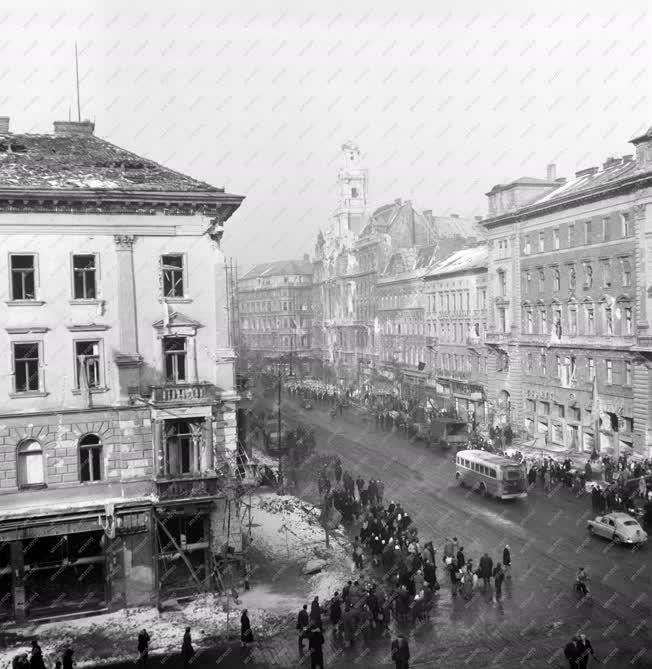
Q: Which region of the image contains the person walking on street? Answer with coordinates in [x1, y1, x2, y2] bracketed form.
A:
[576, 634, 596, 669]
[493, 563, 505, 600]
[29, 642, 45, 669]
[308, 621, 325, 669]
[310, 596, 323, 631]
[479, 552, 494, 589]
[137, 629, 150, 668]
[240, 609, 254, 648]
[503, 545, 511, 579]
[297, 604, 310, 652]
[329, 592, 342, 635]
[391, 635, 410, 669]
[181, 627, 194, 668]
[564, 636, 580, 668]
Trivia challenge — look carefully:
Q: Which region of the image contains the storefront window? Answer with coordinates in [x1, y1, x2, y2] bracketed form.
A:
[552, 423, 563, 443]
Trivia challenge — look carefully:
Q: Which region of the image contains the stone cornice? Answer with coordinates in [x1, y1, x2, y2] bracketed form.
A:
[482, 171, 652, 228]
[0, 189, 244, 217]
[66, 324, 111, 332]
[5, 326, 49, 334]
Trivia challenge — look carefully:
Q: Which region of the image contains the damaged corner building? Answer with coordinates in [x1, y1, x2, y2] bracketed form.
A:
[0, 115, 247, 621]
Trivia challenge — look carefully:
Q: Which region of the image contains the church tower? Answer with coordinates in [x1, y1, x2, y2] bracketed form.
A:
[333, 141, 368, 237]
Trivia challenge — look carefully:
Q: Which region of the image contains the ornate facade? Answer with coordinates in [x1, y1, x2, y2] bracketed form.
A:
[0, 117, 245, 620]
[482, 129, 652, 457]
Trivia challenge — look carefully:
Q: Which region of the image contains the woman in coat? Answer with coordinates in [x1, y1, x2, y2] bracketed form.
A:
[181, 627, 194, 668]
[240, 609, 254, 647]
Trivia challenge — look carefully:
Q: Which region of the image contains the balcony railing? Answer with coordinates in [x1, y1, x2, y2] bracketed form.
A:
[636, 335, 652, 350]
[149, 383, 217, 404]
[155, 475, 225, 502]
[484, 331, 510, 343]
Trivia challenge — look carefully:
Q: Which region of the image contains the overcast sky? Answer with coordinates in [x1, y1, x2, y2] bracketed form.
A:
[2, 0, 650, 270]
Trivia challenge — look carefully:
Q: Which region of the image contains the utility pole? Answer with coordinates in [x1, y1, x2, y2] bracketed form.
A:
[277, 357, 283, 488]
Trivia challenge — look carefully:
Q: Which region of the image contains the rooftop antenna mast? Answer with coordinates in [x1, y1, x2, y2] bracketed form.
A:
[75, 42, 81, 122]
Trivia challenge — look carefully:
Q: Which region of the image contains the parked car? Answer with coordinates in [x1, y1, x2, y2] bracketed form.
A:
[587, 512, 648, 545]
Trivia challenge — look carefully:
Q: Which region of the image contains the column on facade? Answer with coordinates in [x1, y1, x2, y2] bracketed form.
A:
[113, 235, 143, 399]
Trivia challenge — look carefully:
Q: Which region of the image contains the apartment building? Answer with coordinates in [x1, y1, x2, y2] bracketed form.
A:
[0, 116, 244, 620]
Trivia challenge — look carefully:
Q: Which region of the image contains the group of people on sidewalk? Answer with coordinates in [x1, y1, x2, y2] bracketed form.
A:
[12, 641, 74, 669]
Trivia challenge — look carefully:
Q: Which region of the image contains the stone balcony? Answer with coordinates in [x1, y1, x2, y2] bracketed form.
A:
[141, 382, 218, 405]
[155, 474, 232, 503]
[484, 331, 511, 343]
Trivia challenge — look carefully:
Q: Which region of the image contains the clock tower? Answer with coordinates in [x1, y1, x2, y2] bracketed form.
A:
[333, 141, 368, 237]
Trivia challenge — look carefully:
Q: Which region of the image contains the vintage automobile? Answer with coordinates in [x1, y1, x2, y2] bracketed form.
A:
[587, 512, 648, 545]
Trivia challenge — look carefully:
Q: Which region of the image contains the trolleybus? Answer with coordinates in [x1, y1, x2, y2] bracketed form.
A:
[455, 449, 527, 499]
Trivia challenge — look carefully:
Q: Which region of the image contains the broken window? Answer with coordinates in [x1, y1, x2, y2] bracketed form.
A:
[72, 254, 97, 299]
[163, 337, 187, 382]
[10, 254, 36, 300]
[76, 340, 101, 388]
[164, 420, 201, 475]
[161, 254, 184, 297]
[79, 434, 102, 482]
[17, 439, 45, 487]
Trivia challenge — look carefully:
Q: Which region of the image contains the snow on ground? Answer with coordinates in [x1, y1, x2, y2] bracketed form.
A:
[0, 491, 354, 669]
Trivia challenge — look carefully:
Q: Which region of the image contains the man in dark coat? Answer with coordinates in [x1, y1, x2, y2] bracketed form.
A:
[478, 553, 494, 589]
[310, 596, 323, 630]
[493, 563, 505, 599]
[575, 634, 596, 669]
[391, 635, 410, 669]
[137, 629, 150, 667]
[564, 637, 580, 668]
[502, 545, 511, 578]
[29, 642, 45, 669]
[297, 604, 310, 652]
[329, 592, 342, 633]
[456, 546, 465, 570]
[308, 622, 325, 669]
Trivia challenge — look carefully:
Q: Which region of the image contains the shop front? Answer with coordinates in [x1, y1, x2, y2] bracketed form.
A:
[0, 503, 153, 621]
[449, 380, 487, 426]
[522, 386, 635, 456]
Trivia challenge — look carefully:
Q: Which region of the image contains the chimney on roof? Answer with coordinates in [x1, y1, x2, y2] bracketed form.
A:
[303, 253, 310, 262]
[603, 156, 621, 169]
[394, 198, 402, 206]
[53, 119, 95, 136]
[546, 164, 556, 181]
[622, 154, 634, 163]
[575, 166, 599, 178]
[0, 116, 9, 133]
[451, 213, 459, 219]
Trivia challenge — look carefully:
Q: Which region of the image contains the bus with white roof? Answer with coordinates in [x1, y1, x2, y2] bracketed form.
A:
[455, 449, 527, 499]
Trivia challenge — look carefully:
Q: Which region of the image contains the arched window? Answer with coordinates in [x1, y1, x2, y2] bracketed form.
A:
[553, 268, 561, 292]
[17, 439, 45, 488]
[79, 434, 102, 482]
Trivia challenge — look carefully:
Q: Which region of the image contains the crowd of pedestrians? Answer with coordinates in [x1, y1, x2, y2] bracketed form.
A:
[291, 456, 514, 668]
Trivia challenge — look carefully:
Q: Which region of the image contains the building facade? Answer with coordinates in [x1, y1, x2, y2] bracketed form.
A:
[423, 245, 489, 423]
[312, 142, 480, 392]
[482, 129, 652, 458]
[0, 117, 244, 620]
[238, 259, 314, 375]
